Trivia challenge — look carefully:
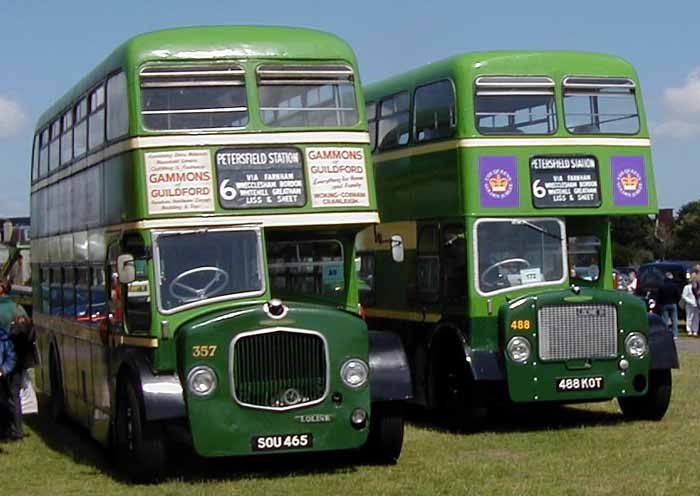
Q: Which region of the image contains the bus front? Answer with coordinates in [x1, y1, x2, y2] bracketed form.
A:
[106, 28, 410, 479]
[462, 54, 677, 419]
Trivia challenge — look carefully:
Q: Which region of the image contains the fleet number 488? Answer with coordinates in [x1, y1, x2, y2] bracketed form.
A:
[510, 319, 531, 331]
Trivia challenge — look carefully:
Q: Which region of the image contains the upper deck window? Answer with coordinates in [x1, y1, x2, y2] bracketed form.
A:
[258, 65, 358, 127]
[378, 92, 410, 149]
[475, 76, 557, 135]
[140, 64, 248, 131]
[414, 80, 456, 143]
[563, 77, 639, 134]
[367, 102, 377, 150]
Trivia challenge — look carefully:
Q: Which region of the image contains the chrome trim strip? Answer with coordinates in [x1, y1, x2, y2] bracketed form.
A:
[229, 327, 330, 412]
[373, 137, 651, 164]
[31, 131, 371, 192]
[112, 212, 380, 231]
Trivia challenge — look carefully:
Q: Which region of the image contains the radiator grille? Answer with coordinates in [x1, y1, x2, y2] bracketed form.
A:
[538, 305, 618, 361]
[232, 329, 327, 410]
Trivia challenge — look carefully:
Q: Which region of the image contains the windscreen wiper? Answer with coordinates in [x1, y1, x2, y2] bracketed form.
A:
[511, 219, 562, 241]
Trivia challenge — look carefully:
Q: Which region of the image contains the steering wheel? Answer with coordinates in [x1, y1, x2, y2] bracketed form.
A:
[168, 266, 229, 302]
[480, 258, 531, 288]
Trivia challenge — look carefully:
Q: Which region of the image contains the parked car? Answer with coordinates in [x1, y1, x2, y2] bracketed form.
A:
[637, 261, 698, 317]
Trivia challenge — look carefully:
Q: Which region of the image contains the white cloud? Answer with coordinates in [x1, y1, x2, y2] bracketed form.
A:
[653, 68, 700, 140]
[663, 68, 700, 116]
[651, 119, 700, 139]
[0, 95, 28, 139]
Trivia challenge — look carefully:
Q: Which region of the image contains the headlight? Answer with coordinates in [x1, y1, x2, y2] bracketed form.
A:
[625, 332, 648, 358]
[340, 359, 369, 389]
[187, 366, 218, 397]
[506, 336, 532, 364]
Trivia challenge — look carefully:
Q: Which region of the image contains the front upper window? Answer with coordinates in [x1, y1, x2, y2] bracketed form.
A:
[475, 218, 566, 295]
[140, 64, 248, 131]
[155, 229, 264, 312]
[563, 77, 639, 134]
[257, 65, 358, 127]
[267, 239, 345, 304]
[475, 76, 557, 135]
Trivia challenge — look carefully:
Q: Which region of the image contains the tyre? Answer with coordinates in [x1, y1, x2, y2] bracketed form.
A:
[435, 349, 487, 431]
[618, 369, 672, 421]
[48, 349, 65, 421]
[114, 379, 167, 482]
[362, 403, 404, 464]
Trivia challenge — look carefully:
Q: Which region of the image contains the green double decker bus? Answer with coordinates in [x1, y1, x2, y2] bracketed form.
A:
[29, 26, 411, 479]
[357, 51, 678, 427]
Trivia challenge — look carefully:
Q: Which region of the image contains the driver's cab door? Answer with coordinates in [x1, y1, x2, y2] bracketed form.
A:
[105, 232, 152, 343]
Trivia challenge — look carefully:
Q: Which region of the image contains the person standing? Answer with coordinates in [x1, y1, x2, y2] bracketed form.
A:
[0, 301, 17, 441]
[683, 268, 700, 336]
[627, 270, 639, 294]
[658, 272, 681, 339]
[0, 277, 29, 441]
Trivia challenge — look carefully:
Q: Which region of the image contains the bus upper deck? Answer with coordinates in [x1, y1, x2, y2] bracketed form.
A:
[364, 51, 655, 221]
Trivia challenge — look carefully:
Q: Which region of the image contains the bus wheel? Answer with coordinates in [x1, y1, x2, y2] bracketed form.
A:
[362, 403, 404, 464]
[115, 380, 166, 482]
[618, 369, 672, 421]
[436, 351, 487, 431]
[48, 349, 65, 421]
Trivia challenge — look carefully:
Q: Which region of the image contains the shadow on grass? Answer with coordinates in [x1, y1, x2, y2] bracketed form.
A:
[407, 401, 626, 435]
[24, 405, 366, 485]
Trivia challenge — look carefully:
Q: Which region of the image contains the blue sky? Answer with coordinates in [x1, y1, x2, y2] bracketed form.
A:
[1, 0, 698, 216]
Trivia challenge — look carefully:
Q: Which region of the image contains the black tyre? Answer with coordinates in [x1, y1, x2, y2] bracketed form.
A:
[618, 369, 672, 421]
[114, 379, 167, 482]
[48, 349, 65, 421]
[363, 403, 404, 464]
[436, 350, 487, 431]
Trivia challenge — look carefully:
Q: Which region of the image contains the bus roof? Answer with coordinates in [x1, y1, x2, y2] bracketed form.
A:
[37, 25, 359, 129]
[365, 50, 640, 100]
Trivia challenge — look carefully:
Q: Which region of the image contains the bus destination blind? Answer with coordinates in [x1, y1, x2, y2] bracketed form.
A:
[529, 156, 601, 208]
[215, 147, 306, 209]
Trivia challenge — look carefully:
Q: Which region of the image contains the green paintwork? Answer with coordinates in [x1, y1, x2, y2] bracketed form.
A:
[30, 27, 383, 459]
[501, 288, 649, 402]
[181, 303, 370, 456]
[361, 51, 661, 407]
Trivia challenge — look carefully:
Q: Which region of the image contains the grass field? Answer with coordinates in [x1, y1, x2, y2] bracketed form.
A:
[2, 349, 700, 495]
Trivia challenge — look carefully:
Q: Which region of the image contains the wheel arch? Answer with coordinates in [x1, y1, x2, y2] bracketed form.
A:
[648, 313, 680, 370]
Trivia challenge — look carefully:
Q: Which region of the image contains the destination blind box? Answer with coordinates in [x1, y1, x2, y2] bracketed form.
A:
[216, 147, 306, 209]
[529, 156, 601, 208]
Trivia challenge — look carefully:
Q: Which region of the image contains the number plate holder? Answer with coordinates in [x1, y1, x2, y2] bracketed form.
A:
[556, 376, 605, 392]
[251, 433, 313, 452]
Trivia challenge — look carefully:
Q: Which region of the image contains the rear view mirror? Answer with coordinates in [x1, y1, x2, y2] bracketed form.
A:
[117, 254, 136, 284]
[391, 235, 404, 263]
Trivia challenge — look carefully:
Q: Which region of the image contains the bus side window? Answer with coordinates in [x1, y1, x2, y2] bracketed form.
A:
[50, 267, 63, 316]
[41, 267, 51, 314]
[378, 92, 410, 149]
[366, 102, 377, 151]
[90, 266, 106, 323]
[417, 225, 440, 302]
[414, 80, 455, 143]
[76, 267, 91, 321]
[62, 266, 76, 317]
[442, 225, 467, 304]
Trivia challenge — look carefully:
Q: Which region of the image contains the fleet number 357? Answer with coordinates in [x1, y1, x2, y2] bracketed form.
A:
[192, 345, 217, 357]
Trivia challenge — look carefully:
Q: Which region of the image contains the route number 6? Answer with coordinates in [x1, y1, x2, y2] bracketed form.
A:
[532, 179, 547, 199]
[219, 179, 237, 200]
